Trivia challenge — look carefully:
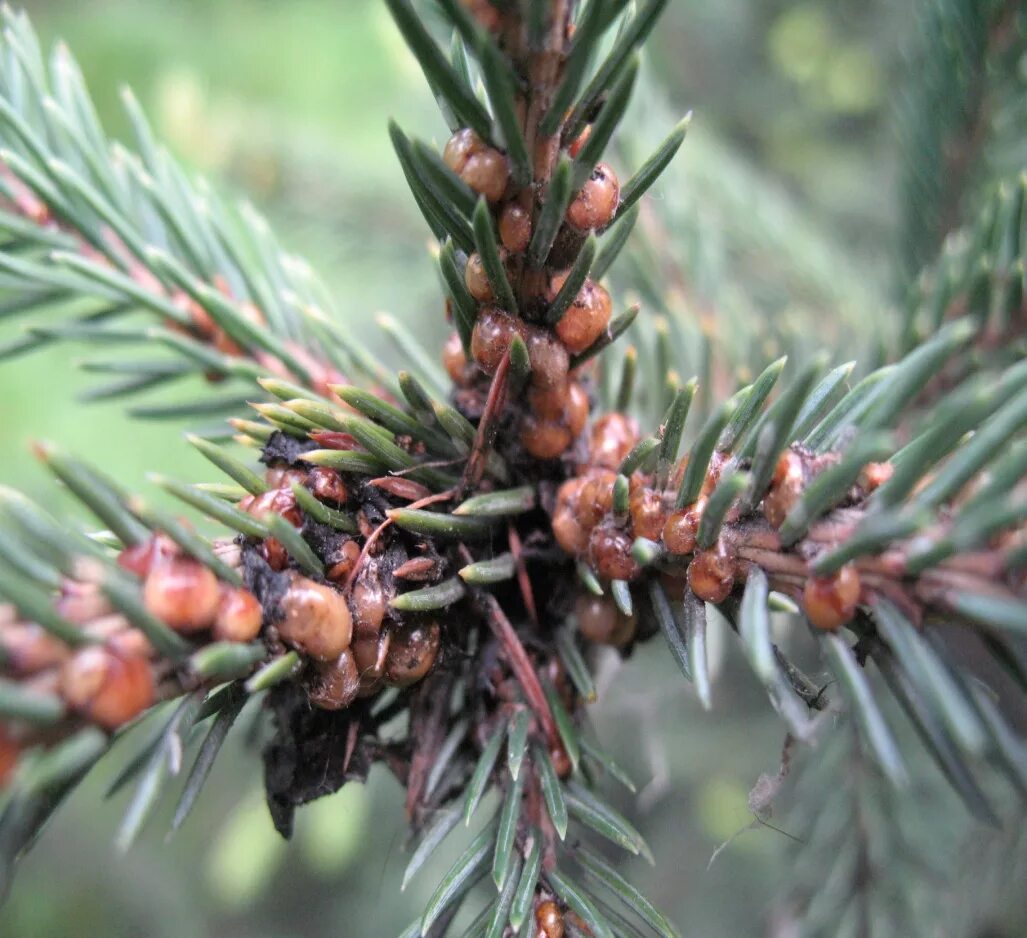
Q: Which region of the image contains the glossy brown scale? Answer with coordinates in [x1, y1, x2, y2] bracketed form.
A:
[326, 539, 362, 583]
[629, 485, 668, 540]
[213, 586, 264, 643]
[471, 306, 521, 374]
[307, 649, 361, 710]
[442, 128, 509, 203]
[520, 414, 573, 460]
[803, 564, 862, 630]
[587, 412, 640, 470]
[525, 382, 588, 454]
[575, 593, 637, 647]
[552, 479, 590, 554]
[307, 466, 348, 505]
[588, 521, 640, 581]
[240, 485, 302, 527]
[0, 623, 69, 675]
[535, 900, 565, 938]
[687, 542, 736, 603]
[566, 162, 619, 231]
[550, 276, 612, 355]
[54, 581, 112, 625]
[264, 466, 308, 490]
[384, 621, 441, 687]
[442, 331, 472, 385]
[59, 647, 155, 730]
[498, 202, 531, 253]
[564, 382, 590, 437]
[524, 325, 570, 390]
[763, 450, 804, 528]
[352, 631, 388, 681]
[464, 252, 495, 302]
[662, 499, 705, 555]
[349, 558, 388, 641]
[143, 556, 221, 634]
[116, 533, 178, 579]
[576, 469, 616, 528]
[276, 573, 353, 661]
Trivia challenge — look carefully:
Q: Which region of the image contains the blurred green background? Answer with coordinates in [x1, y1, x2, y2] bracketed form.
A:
[0, 1, 955, 935]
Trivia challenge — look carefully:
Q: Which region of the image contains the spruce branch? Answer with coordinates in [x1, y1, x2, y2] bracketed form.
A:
[0, 3, 1024, 936]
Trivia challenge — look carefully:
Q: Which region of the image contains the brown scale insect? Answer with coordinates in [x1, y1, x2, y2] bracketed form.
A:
[523, 325, 569, 391]
[442, 331, 472, 385]
[58, 646, 155, 730]
[326, 539, 362, 583]
[587, 412, 640, 471]
[535, 899, 565, 938]
[549, 276, 612, 355]
[276, 574, 353, 661]
[442, 128, 509, 203]
[629, 483, 668, 541]
[464, 251, 495, 302]
[763, 450, 804, 528]
[803, 564, 862, 631]
[498, 202, 531, 253]
[588, 521, 640, 581]
[307, 649, 361, 710]
[307, 466, 348, 505]
[566, 162, 619, 231]
[213, 586, 264, 643]
[350, 559, 391, 639]
[142, 556, 221, 634]
[574, 593, 637, 647]
[471, 306, 521, 374]
[520, 414, 573, 460]
[687, 541, 737, 603]
[383, 620, 441, 687]
[0, 622, 69, 676]
[662, 498, 705, 556]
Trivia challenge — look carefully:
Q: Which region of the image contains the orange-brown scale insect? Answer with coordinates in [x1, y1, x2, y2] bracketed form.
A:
[523, 325, 570, 391]
[307, 649, 361, 710]
[574, 593, 637, 647]
[471, 306, 521, 374]
[498, 202, 531, 253]
[59, 647, 156, 730]
[442, 128, 509, 203]
[143, 556, 221, 634]
[687, 541, 737, 603]
[384, 621, 441, 687]
[276, 574, 353, 661]
[662, 499, 705, 556]
[803, 564, 862, 631]
[520, 414, 573, 460]
[213, 586, 264, 643]
[442, 331, 472, 385]
[550, 277, 612, 355]
[307, 466, 348, 505]
[587, 413, 640, 471]
[464, 251, 495, 303]
[588, 521, 641, 581]
[566, 162, 619, 231]
[629, 484, 668, 541]
[536, 900, 565, 938]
